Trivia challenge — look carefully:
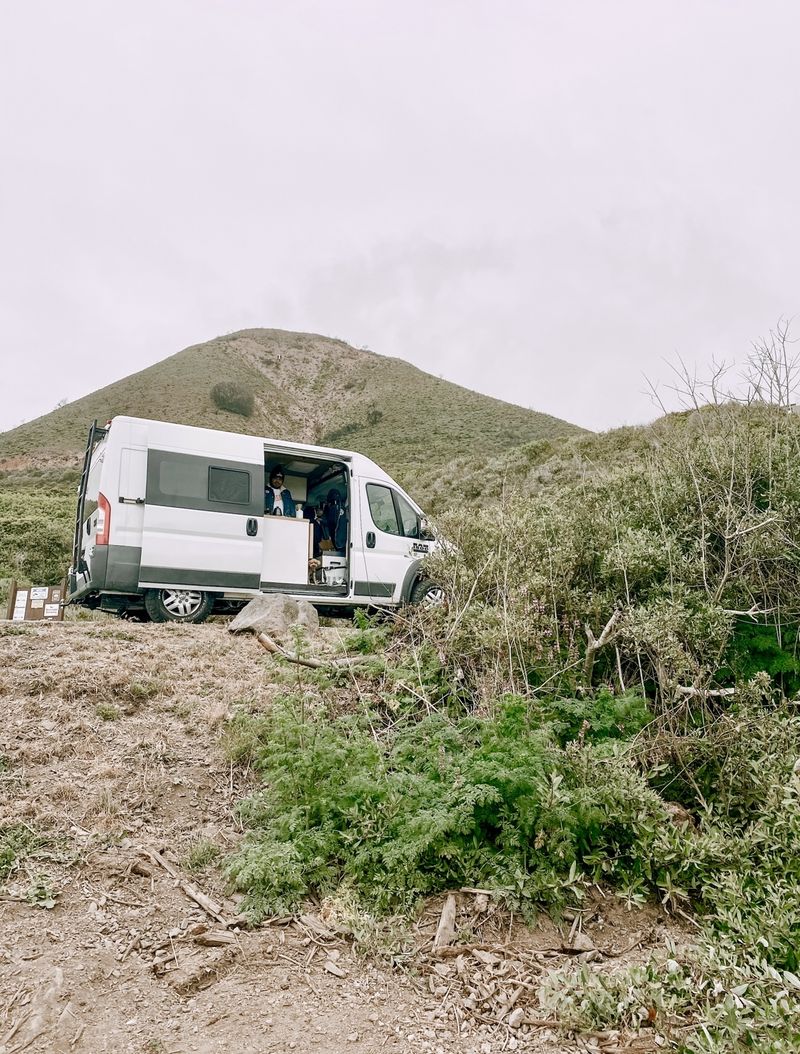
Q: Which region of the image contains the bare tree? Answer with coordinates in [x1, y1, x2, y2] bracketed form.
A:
[744, 318, 799, 409]
[646, 318, 800, 414]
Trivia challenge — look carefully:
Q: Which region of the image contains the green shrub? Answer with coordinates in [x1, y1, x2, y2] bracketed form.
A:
[227, 697, 670, 918]
[541, 698, 800, 1051]
[0, 488, 73, 593]
[210, 382, 255, 417]
[533, 689, 652, 746]
[421, 403, 800, 709]
[0, 824, 43, 881]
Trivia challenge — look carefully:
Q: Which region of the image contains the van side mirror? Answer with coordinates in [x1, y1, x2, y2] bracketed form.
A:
[419, 518, 435, 542]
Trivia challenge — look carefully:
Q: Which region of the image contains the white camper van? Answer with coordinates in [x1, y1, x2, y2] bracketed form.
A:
[67, 416, 441, 622]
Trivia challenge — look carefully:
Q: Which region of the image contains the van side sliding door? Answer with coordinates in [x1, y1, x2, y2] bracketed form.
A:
[140, 449, 264, 592]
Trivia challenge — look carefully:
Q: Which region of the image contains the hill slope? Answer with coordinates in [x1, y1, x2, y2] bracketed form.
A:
[0, 329, 585, 497]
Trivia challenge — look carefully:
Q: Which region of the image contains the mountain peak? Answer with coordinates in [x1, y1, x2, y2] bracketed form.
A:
[0, 330, 586, 499]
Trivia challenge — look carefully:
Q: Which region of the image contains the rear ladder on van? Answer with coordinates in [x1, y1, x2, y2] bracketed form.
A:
[69, 420, 108, 590]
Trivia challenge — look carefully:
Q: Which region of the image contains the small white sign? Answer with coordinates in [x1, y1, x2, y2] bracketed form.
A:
[16, 590, 29, 604]
[44, 604, 60, 618]
[12, 609, 25, 621]
[30, 599, 44, 610]
[30, 587, 48, 600]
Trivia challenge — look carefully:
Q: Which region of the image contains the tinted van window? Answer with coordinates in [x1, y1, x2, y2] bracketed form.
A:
[395, 492, 419, 538]
[209, 466, 250, 505]
[367, 484, 400, 535]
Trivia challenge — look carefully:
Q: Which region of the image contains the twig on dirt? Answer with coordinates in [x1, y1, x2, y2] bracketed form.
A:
[138, 847, 237, 928]
[120, 933, 140, 962]
[674, 906, 702, 929]
[431, 942, 526, 959]
[603, 932, 648, 958]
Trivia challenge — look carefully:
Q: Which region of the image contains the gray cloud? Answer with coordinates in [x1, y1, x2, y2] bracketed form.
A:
[2, 0, 799, 432]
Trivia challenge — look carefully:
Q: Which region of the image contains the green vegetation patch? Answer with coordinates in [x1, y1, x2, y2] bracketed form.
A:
[0, 824, 44, 881]
[0, 486, 73, 608]
[227, 695, 664, 918]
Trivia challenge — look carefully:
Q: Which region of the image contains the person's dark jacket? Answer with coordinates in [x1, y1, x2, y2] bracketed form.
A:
[304, 507, 330, 558]
[265, 487, 296, 517]
[328, 506, 348, 551]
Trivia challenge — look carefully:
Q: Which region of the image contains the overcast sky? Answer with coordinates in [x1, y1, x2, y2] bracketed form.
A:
[1, 0, 798, 434]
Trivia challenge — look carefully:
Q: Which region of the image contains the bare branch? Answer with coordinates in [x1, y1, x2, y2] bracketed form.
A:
[583, 610, 623, 685]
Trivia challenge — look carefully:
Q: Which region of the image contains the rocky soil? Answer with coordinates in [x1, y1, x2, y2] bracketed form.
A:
[0, 620, 684, 1054]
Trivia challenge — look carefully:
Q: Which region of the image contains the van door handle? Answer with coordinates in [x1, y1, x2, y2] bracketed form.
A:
[246, 518, 259, 537]
[366, 531, 376, 549]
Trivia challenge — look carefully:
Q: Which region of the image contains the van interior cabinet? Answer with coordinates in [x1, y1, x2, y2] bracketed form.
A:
[261, 516, 312, 585]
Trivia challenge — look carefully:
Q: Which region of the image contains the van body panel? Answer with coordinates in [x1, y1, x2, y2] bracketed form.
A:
[144, 419, 265, 465]
[140, 505, 262, 590]
[106, 544, 142, 592]
[139, 435, 265, 592]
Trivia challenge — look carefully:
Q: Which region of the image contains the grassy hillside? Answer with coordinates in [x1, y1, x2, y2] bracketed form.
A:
[0, 328, 585, 600]
[0, 329, 583, 495]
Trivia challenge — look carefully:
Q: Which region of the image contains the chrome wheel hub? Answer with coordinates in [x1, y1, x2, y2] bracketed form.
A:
[422, 586, 446, 608]
[162, 589, 203, 617]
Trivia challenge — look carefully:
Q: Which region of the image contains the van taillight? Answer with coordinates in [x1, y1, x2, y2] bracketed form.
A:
[96, 492, 111, 545]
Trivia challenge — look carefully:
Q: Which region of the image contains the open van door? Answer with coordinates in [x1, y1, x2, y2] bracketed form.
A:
[140, 443, 264, 595]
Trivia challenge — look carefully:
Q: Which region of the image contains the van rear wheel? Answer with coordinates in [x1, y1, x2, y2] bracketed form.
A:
[144, 589, 215, 624]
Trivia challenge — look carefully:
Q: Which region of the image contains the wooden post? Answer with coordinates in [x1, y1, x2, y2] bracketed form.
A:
[5, 579, 16, 621]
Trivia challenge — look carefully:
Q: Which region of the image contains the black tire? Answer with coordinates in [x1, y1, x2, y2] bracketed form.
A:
[144, 588, 215, 624]
[409, 578, 447, 609]
[115, 607, 151, 622]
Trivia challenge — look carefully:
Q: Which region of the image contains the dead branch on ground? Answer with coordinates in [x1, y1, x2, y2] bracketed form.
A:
[254, 631, 371, 671]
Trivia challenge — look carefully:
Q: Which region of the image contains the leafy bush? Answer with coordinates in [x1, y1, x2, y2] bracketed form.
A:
[210, 381, 255, 417]
[421, 403, 800, 709]
[0, 488, 73, 605]
[227, 696, 670, 917]
[539, 696, 800, 1051]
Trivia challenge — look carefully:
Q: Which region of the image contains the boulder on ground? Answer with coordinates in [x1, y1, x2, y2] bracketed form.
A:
[228, 593, 319, 637]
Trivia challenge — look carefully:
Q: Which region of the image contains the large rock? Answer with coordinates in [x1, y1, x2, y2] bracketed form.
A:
[228, 593, 319, 637]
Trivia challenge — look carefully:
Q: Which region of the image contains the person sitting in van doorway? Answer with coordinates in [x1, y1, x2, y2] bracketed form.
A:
[324, 488, 348, 553]
[304, 504, 331, 558]
[265, 466, 296, 517]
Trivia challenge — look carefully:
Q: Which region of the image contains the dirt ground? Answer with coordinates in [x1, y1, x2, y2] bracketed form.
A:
[0, 621, 687, 1054]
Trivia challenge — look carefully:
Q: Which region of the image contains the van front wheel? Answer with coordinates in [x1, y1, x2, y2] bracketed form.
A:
[409, 579, 447, 609]
[144, 589, 215, 624]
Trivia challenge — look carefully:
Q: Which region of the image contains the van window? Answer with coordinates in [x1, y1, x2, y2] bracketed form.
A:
[159, 458, 207, 500]
[395, 492, 420, 538]
[147, 449, 262, 516]
[367, 485, 420, 538]
[209, 466, 250, 505]
[367, 484, 400, 535]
